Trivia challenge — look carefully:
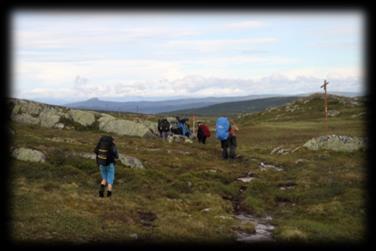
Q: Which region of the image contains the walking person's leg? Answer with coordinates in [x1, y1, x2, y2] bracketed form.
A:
[99, 165, 107, 197]
[106, 163, 115, 197]
[221, 139, 229, 159]
[229, 136, 237, 159]
[203, 136, 206, 144]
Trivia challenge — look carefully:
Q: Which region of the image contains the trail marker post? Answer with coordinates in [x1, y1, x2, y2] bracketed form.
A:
[320, 80, 329, 132]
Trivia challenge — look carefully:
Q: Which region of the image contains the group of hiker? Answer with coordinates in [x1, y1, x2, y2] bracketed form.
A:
[157, 116, 192, 140]
[94, 116, 238, 198]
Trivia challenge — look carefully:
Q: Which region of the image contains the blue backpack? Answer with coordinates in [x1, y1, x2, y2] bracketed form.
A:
[216, 117, 230, 140]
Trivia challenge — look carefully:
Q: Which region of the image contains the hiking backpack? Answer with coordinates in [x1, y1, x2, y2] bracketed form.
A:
[201, 124, 211, 137]
[160, 119, 170, 132]
[216, 117, 230, 141]
[96, 135, 113, 166]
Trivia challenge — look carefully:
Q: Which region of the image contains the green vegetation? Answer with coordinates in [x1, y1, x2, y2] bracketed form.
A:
[9, 94, 367, 243]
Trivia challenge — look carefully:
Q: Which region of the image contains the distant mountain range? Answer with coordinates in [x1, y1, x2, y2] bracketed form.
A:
[51, 91, 363, 115]
[63, 94, 280, 114]
[161, 96, 302, 116]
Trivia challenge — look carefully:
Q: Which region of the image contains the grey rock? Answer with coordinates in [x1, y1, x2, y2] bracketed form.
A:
[303, 134, 367, 152]
[12, 147, 46, 163]
[328, 110, 340, 117]
[167, 134, 193, 143]
[39, 110, 61, 128]
[54, 123, 65, 129]
[259, 162, 283, 171]
[118, 154, 144, 169]
[12, 113, 40, 125]
[68, 110, 96, 127]
[237, 177, 255, 183]
[100, 119, 153, 137]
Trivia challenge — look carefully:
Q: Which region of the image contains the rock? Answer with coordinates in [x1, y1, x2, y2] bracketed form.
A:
[97, 114, 116, 129]
[12, 147, 46, 163]
[39, 110, 61, 128]
[270, 146, 291, 155]
[118, 154, 144, 169]
[68, 110, 96, 127]
[328, 110, 340, 117]
[100, 119, 153, 137]
[54, 123, 65, 129]
[303, 135, 367, 152]
[295, 158, 307, 164]
[18, 100, 43, 116]
[167, 134, 193, 143]
[201, 208, 211, 213]
[12, 113, 40, 125]
[259, 162, 283, 171]
[129, 233, 138, 240]
[237, 177, 255, 183]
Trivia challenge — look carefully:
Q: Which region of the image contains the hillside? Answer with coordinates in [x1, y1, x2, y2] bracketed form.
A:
[64, 95, 279, 114]
[8, 94, 367, 244]
[162, 96, 301, 116]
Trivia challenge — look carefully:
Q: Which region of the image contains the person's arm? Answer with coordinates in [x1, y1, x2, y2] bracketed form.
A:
[230, 119, 239, 131]
[94, 141, 100, 154]
[112, 145, 119, 159]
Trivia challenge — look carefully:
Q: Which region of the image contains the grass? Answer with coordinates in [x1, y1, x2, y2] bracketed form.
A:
[9, 94, 367, 244]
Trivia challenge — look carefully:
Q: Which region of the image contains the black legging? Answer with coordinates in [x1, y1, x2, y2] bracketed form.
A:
[221, 135, 237, 159]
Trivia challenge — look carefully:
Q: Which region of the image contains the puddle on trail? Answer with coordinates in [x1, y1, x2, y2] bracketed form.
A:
[234, 212, 275, 242]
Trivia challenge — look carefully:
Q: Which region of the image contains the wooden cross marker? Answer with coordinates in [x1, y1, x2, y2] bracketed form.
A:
[320, 80, 329, 132]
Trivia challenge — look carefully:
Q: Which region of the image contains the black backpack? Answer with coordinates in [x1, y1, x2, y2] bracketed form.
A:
[95, 136, 113, 166]
[160, 119, 170, 131]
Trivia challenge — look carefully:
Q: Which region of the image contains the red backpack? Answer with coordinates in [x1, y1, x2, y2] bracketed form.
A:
[200, 124, 211, 137]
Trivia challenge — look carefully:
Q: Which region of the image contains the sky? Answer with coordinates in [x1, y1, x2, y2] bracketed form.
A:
[11, 11, 365, 102]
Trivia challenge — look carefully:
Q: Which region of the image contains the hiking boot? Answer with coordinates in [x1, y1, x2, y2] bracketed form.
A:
[107, 191, 112, 197]
[99, 190, 104, 197]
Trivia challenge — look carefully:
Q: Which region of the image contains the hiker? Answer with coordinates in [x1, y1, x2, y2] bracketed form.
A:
[228, 119, 239, 159]
[158, 118, 170, 140]
[216, 117, 238, 159]
[157, 119, 163, 137]
[94, 135, 119, 198]
[197, 122, 211, 144]
[177, 117, 191, 137]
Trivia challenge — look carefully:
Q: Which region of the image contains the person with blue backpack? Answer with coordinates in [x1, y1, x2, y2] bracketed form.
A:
[216, 117, 239, 159]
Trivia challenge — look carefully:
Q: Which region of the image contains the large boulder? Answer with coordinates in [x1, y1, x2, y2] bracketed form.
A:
[12, 147, 46, 163]
[100, 119, 153, 137]
[98, 113, 116, 130]
[12, 113, 40, 125]
[303, 135, 367, 152]
[68, 110, 96, 127]
[18, 100, 43, 116]
[39, 110, 61, 128]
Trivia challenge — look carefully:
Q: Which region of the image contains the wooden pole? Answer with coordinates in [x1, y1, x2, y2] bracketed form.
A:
[320, 80, 329, 133]
[192, 114, 196, 136]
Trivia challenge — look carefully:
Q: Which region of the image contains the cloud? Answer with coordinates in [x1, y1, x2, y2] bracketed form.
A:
[165, 37, 278, 53]
[224, 20, 265, 29]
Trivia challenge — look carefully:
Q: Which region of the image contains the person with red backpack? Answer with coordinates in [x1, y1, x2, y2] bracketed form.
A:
[94, 135, 119, 198]
[197, 122, 211, 144]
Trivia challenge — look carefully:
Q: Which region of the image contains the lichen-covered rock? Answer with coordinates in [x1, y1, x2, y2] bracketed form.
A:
[303, 135, 367, 152]
[12, 147, 46, 163]
[68, 110, 96, 127]
[12, 113, 40, 125]
[118, 154, 144, 169]
[39, 110, 61, 128]
[19, 101, 43, 116]
[100, 119, 153, 137]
